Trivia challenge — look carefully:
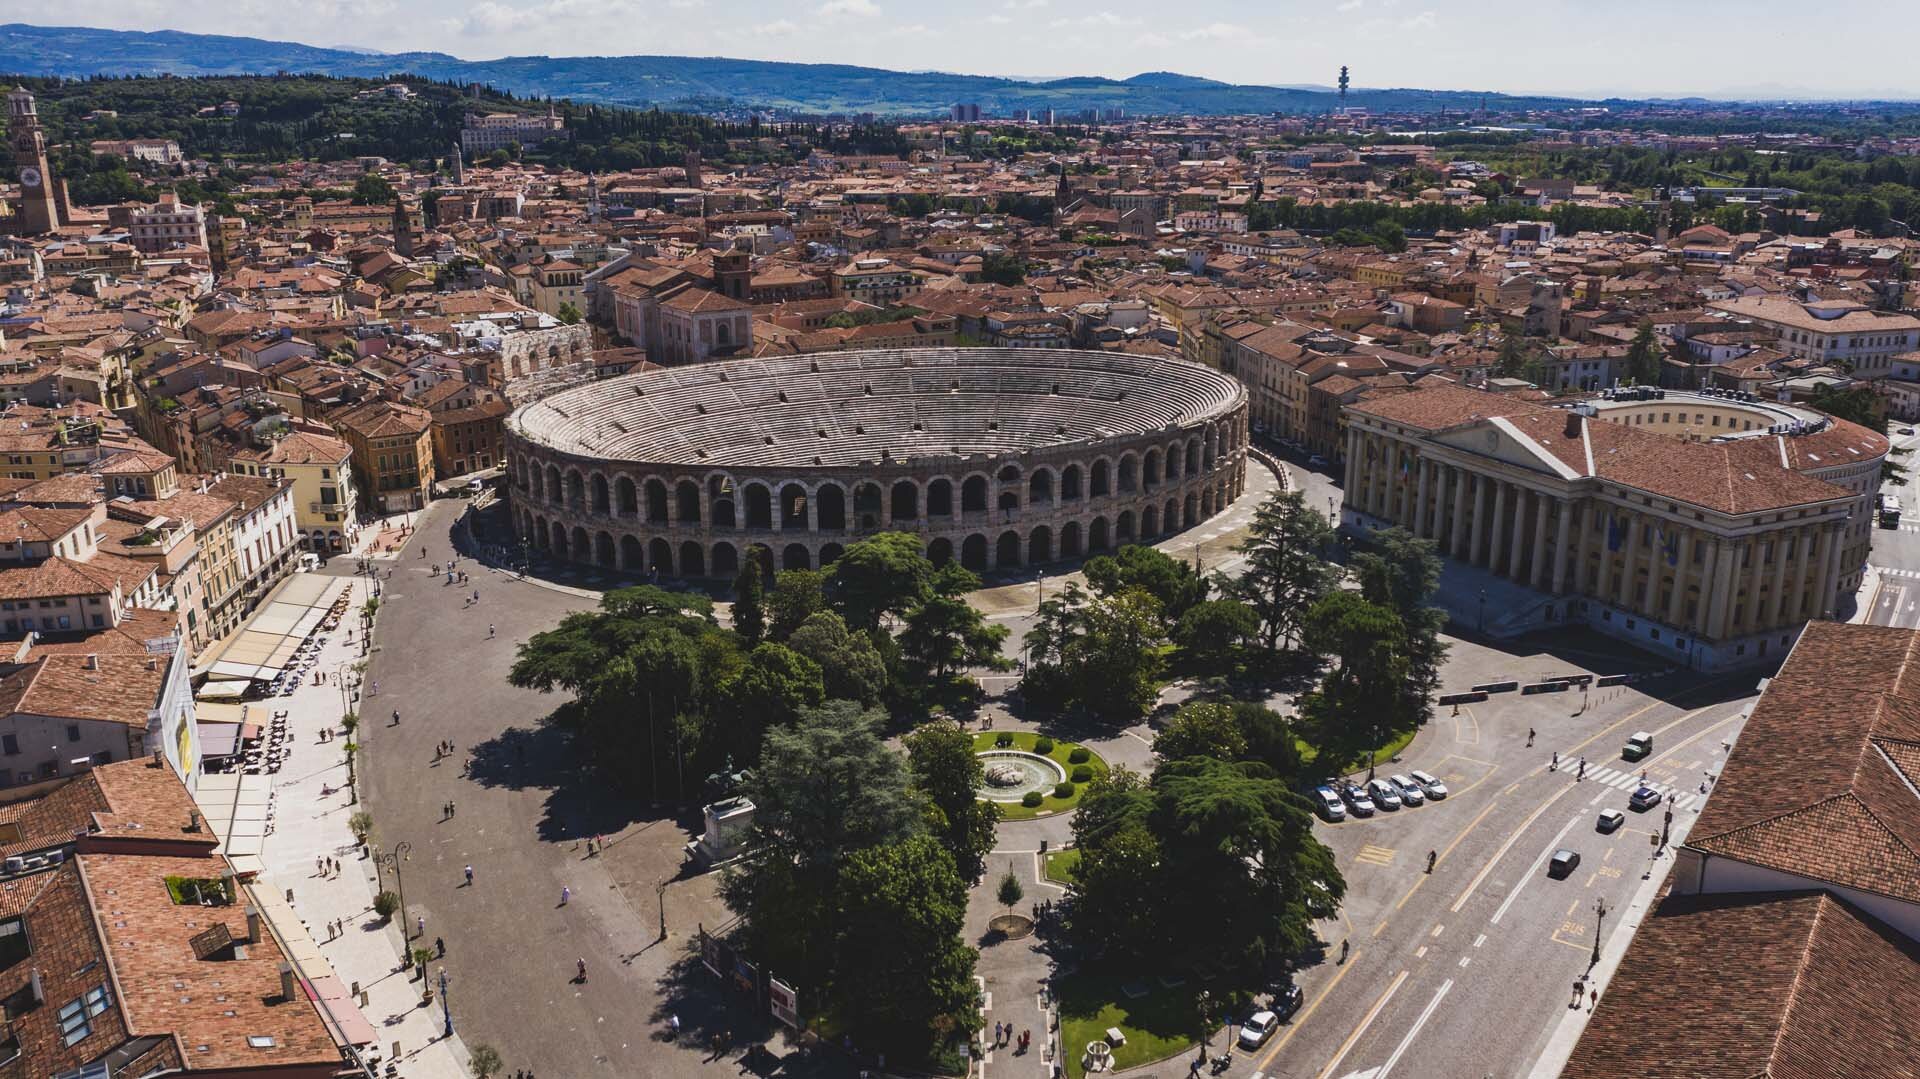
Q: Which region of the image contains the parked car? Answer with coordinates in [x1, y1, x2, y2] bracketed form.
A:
[1388, 774, 1426, 806]
[1902, 427, 1915, 436]
[1340, 782, 1376, 817]
[1597, 809, 1626, 833]
[1312, 785, 1347, 822]
[1408, 769, 1448, 799]
[1366, 778, 1403, 811]
[1271, 982, 1304, 1022]
[1623, 731, 1653, 762]
[1238, 1010, 1279, 1049]
[1548, 849, 1581, 878]
[1629, 786, 1664, 811]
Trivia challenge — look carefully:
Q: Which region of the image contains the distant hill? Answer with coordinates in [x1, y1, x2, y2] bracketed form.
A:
[0, 22, 1585, 116]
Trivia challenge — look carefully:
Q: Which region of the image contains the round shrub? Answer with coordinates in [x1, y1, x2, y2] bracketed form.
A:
[1067, 747, 1091, 765]
[1033, 736, 1055, 754]
[1070, 765, 1093, 783]
[1021, 791, 1044, 808]
[994, 733, 1014, 747]
[372, 890, 400, 920]
[1053, 782, 1076, 799]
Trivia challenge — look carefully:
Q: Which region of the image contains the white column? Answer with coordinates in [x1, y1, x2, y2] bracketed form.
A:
[1551, 499, 1574, 594]
[1707, 539, 1738, 639]
[1666, 528, 1693, 627]
[1488, 482, 1510, 571]
[1412, 459, 1432, 537]
[1530, 493, 1551, 589]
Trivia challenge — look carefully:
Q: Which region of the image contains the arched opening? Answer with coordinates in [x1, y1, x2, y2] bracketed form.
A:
[1089, 517, 1110, 553]
[1186, 440, 1201, 474]
[1029, 526, 1053, 564]
[712, 498, 737, 528]
[744, 485, 772, 529]
[1143, 505, 1160, 537]
[1165, 444, 1182, 479]
[621, 534, 643, 570]
[649, 538, 674, 573]
[853, 482, 883, 530]
[570, 527, 590, 562]
[595, 531, 616, 567]
[566, 471, 584, 511]
[551, 521, 568, 556]
[961, 475, 988, 513]
[747, 544, 777, 587]
[927, 479, 954, 517]
[1117, 510, 1135, 542]
[1060, 521, 1082, 558]
[1165, 498, 1179, 532]
[645, 479, 669, 524]
[1184, 493, 1199, 528]
[1090, 460, 1110, 498]
[1144, 449, 1162, 490]
[677, 481, 701, 524]
[890, 480, 918, 521]
[529, 466, 545, 499]
[780, 484, 808, 530]
[680, 541, 706, 577]
[961, 534, 989, 571]
[545, 466, 561, 501]
[1203, 429, 1217, 469]
[928, 537, 954, 566]
[533, 516, 549, 549]
[590, 474, 610, 515]
[996, 530, 1022, 568]
[819, 543, 844, 565]
[616, 476, 637, 516]
[1062, 465, 1083, 500]
[711, 542, 739, 577]
[1029, 470, 1054, 505]
[1118, 455, 1137, 493]
[997, 463, 1022, 484]
[816, 484, 847, 530]
[783, 543, 811, 571]
[998, 491, 1019, 512]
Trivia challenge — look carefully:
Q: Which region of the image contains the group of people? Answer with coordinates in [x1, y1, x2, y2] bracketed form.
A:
[988, 1021, 1034, 1054]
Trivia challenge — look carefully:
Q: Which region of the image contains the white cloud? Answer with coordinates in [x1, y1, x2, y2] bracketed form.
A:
[1001, 0, 1048, 7]
[1047, 10, 1142, 28]
[1400, 9, 1436, 30]
[748, 18, 798, 34]
[816, 0, 880, 16]
[666, 0, 705, 9]
[1336, 0, 1363, 10]
[987, 13, 1011, 23]
[1179, 21, 1248, 41]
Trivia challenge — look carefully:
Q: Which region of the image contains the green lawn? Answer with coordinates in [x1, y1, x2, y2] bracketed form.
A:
[1296, 726, 1421, 778]
[972, 730, 1110, 820]
[1054, 973, 1197, 1079]
[1043, 847, 1081, 884]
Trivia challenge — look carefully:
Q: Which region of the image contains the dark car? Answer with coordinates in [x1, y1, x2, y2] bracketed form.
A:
[1548, 849, 1581, 879]
[1272, 982, 1304, 1022]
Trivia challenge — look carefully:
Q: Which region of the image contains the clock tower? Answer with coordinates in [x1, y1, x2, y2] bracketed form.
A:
[8, 87, 59, 236]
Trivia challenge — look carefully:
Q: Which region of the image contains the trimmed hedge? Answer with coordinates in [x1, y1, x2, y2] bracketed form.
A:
[1033, 736, 1055, 754]
[1070, 765, 1093, 783]
[1067, 747, 1091, 765]
[1053, 781, 1076, 799]
[1022, 791, 1044, 807]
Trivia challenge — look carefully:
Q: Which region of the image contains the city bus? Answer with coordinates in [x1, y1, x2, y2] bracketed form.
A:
[1880, 493, 1902, 528]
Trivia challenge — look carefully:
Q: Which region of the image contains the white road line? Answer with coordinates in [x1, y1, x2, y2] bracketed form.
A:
[1318, 969, 1408, 1079]
[1491, 814, 1583, 925]
[1472, 933, 1486, 948]
[1376, 979, 1454, 1079]
[1457, 955, 1471, 968]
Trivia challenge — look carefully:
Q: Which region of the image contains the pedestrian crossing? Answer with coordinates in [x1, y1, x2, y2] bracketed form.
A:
[1874, 565, 1920, 581]
[1582, 765, 1700, 810]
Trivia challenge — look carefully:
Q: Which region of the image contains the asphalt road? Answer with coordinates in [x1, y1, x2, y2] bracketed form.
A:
[1865, 427, 1920, 628]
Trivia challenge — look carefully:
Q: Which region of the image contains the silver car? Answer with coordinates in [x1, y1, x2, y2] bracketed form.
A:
[1365, 778, 1403, 811]
[1409, 769, 1449, 799]
[1388, 774, 1426, 806]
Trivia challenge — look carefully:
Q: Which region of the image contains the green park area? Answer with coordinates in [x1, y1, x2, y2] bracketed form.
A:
[973, 730, 1109, 819]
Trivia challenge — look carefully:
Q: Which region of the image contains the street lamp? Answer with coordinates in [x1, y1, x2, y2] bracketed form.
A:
[438, 967, 452, 1037]
[1367, 723, 1380, 782]
[1591, 897, 1610, 965]
[379, 841, 413, 941]
[656, 879, 669, 942]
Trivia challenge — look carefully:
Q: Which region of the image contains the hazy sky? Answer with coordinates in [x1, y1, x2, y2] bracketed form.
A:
[8, 0, 1918, 99]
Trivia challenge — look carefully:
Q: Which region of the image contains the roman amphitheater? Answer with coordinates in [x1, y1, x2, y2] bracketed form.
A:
[504, 348, 1250, 579]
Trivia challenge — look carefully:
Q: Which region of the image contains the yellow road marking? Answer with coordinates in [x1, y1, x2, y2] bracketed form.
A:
[1255, 943, 1365, 1070]
[1393, 799, 1501, 914]
[1313, 968, 1410, 1079]
[1356, 844, 1397, 866]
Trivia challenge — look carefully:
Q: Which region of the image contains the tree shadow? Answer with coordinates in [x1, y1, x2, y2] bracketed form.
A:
[463, 719, 663, 842]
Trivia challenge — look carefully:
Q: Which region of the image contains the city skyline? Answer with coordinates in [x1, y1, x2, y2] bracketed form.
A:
[1, 2, 1916, 101]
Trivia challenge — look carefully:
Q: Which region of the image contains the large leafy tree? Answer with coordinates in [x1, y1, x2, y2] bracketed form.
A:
[1152, 700, 1248, 763]
[1351, 527, 1449, 733]
[785, 611, 888, 707]
[715, 643, 825, 763]
[1625, 319, 1663, 386]
[1064, 770, 1163, 959]
[1297, 590, 1410, 768]
[731, 551, 767, 645]
[765, 569, 830, 641]
[1173, 599, 1258, 674]
[1022, 583, 1168, 723]
[1225, 490, 1339, 652]
[898, 563, 1011, 685]
[835, 835, 981, 1052]
[830, 532, 935, 633]
[904, 719, 999, 879]
[1084, 544, 1209, 622]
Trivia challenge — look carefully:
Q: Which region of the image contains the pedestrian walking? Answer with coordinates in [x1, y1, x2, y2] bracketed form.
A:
[1551, 749, 1559, 771]
[464, 864, 474, 886]
[576, 957, 586, 981]
[435, 936, 445, 957]
[1526, 726, 1535, 747]
[1577, 757, 1587, 780]
[472, 588, 480, 603]
[392, 709, 401, 726]
[417, 914, 425, 938]
[488, 623, 495, 639]
[560, 885, 570, 906]
[448, 800, 455, 817]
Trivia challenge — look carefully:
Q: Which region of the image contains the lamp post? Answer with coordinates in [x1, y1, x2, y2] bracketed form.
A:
[438, 967, 452, 1037]
[1591, 897, 1610, 965]
[1477, 588, 1487, 632]
[1367, 723, 1380, 782]
[379, 841, 412, 941]
[656, 879, 668, 942]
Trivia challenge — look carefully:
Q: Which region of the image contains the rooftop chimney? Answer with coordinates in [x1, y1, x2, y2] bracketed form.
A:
[83, 654, 97, 671]
[278, 962, 296, 1002]
[245, 906, 260, 943]
[1564, 412, 1581, 439]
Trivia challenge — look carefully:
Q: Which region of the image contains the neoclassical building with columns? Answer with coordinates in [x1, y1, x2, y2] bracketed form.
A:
[1342, 383, 1887, 670]
[504, 348, 1248, 579]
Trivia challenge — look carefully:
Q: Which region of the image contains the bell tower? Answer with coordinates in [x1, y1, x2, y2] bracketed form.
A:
[8, 87, 59, 236]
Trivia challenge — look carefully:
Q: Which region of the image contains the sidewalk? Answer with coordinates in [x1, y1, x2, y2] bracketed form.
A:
[198, 572, 474, 1079]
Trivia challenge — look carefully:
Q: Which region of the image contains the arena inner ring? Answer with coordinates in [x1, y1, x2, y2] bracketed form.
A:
[504, 348, 1250, 579]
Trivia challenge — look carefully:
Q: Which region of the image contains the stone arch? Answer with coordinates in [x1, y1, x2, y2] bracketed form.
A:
[550, 520, 568, 556]
[711, 542, 739, 577]
[928, 537, 954, 566]
[650, 537, 674, 573]
[744, 483, 773, 529]
[782, 543, 811, 571]
[1144, 448, 1162, 489]
[1060, 520, 1082, 558]
[1185, 438, 1201, 475]
[819, 543, 844, 565]
[680, 541, 706, 577]
[566, 469, 585, 511]
[780, 483, 809, 530]
[962, 474, 989, 513]
[961, 533, 989, 571]
[997, 463, 1022, 484]
[1202, 488, 1216, 517]
[545, 465, 562, 501]
[1089, 516, 1110, 553]
[708, 473, 737, 527]
[926, 478, 954, 517]
[1118, 453, 1138, 493]
[747, 544, 777, 587]
[590, 474, 610, 515]
[1090, 458, 1111, 498]
[570, 526, 589, 561]
[1029, 469, 1054, 504]
[1062, 464, 1083, 500]
[998, 490, 1020, 512]
[996, 530, 1023, 568]
[1164, 497, 1179, 532]
[712, 497, 737, 528]
[1184, 492, 1199, 528]
[595, 531, 616, 567]
[816, 484, 847, 530]
[1142, 505, 1160, 537]
[645, 478, 670, 524]
[616, 476, 637, 516]
[890, 480, 919, 522]
[530, 466, 546, 499]
[621, 534, 643, 570]
[853, 482, 883, 530]
[677, 480, 701, 524]
[1203, 427, 1217, 468]
[1165, 442, 1182, 479]
[533, 515, 549, 549]
[1029, 525, 1053, 564]
[1117, 510, 1135, 543]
